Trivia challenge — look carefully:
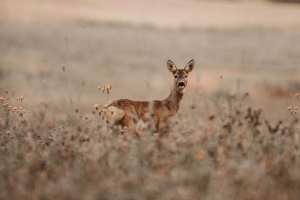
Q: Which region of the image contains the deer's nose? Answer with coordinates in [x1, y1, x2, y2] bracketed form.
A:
[178, 82, 185, 88]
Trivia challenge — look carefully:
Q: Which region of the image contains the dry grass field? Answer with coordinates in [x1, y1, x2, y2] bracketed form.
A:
[1, 0, 300, 199]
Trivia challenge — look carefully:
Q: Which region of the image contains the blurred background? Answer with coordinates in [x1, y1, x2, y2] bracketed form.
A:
[1, 0, 300, 122]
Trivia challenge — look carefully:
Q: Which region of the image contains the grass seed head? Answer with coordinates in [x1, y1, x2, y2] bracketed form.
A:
[93, 104, 99, 110]
[106, 85, 112, 94]
[106, 85, 112, 91]
[230, 91, 236, 98]
[101, 85, 112, 93]
[16, 96, 25, 102]
[208, 112, 215, 120]
[101, 109, 107, 120]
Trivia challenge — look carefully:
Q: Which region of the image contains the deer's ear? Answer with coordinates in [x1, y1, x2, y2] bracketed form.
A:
[184, 59, 195, 73]
[167, 60, 177, 73]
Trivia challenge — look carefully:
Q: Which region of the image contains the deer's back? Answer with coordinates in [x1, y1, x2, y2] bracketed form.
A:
[107, 99, 175, 132]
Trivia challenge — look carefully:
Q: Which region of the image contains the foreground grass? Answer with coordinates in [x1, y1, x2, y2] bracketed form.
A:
[1, 92, 300, 200]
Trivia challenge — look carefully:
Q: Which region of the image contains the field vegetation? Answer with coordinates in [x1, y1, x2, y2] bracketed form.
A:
[1, 85, 300, 200]
[1, 0, 300, 199]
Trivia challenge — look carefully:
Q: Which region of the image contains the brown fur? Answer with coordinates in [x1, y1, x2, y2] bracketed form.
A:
[105, 59, 195, 134]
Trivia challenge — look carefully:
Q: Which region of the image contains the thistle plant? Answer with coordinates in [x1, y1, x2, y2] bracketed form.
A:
[0, 91, 27, 132]
[98, 85, 112, 104]
[93, 85, 112, 127]
[288, 92, 300, 118]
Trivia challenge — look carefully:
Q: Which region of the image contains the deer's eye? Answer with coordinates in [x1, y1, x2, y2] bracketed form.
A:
[185, 75, 188, 78]
[174, 75, 178, 78]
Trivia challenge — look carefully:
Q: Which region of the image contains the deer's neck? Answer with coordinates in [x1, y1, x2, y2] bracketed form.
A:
[165, 88, 184, 113]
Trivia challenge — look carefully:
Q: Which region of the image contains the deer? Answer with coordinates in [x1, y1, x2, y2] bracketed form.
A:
[102, 59, 195, 135]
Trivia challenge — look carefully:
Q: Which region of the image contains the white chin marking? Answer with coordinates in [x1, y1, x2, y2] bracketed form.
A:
[179, 86, 185, 89]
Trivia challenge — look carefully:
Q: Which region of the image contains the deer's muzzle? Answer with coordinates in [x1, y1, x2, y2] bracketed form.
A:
[177, 82, 185, 89]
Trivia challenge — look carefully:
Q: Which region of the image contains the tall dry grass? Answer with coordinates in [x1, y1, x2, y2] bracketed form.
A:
[1, 81, 300, 200]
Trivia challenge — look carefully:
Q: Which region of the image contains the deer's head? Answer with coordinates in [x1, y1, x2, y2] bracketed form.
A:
[167, 59, 195, 94]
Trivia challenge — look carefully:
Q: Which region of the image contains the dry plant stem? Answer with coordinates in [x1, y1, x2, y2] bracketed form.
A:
[62, 66, 77, 129]
[62, 67, 74, 110]
[15, 95, 21, 130]
[218, 75, 226, 122]
[107, 92, 109, 105]
[76, 80, 85, 105]
[2, 93, 10, 131]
